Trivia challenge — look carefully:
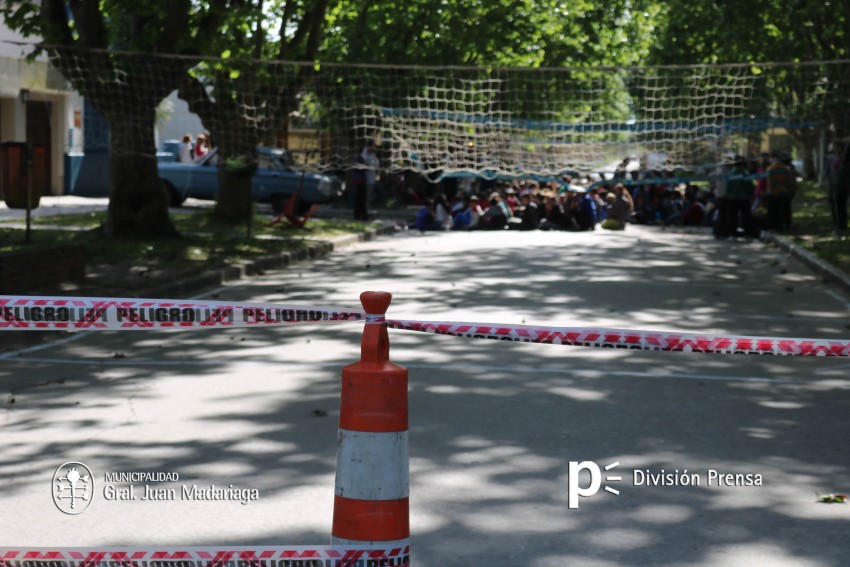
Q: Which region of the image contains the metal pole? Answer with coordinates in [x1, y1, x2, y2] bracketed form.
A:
[25, 143, 32, 245]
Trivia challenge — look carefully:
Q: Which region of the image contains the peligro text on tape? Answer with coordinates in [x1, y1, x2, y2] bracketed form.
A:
[2, 295, 849, 358]
[0, 547, 410, 567]
[386, 319, 850, 357]
[0, 296, 364, 331]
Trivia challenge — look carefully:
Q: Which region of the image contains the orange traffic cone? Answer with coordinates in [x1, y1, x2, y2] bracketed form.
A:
[332, 291, 410, 553]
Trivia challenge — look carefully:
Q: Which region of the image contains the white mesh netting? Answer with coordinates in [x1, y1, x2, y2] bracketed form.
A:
[23, 46, 850, 178]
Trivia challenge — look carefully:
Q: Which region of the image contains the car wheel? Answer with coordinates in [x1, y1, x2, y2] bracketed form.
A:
[162, 179, 186, 207]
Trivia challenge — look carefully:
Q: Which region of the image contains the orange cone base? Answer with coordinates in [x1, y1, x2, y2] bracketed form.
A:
[332, 496, 410, 542]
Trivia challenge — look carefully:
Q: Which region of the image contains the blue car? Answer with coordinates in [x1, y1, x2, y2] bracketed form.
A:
[159, 147, 342, 212]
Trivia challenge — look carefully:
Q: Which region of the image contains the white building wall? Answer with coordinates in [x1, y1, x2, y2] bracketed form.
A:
[0, 19, 74, 194]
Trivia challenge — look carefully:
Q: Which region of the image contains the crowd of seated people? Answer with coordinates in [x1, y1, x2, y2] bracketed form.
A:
[406, 152, 798, 237]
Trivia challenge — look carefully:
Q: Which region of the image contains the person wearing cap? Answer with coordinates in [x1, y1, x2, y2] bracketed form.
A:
[765, 151, 797, 231]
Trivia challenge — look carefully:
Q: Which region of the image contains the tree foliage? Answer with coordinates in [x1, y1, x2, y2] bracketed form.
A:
[3, 0, 850, 228]
[321, 0, 662, 68]
[177, 0, 332, 223]
[1, 0, 228, 237]
[648, 0, 850, 174]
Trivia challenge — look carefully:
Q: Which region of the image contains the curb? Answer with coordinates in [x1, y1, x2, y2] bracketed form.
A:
[141, 222, 397, 298]
[763, 232, 850, 296]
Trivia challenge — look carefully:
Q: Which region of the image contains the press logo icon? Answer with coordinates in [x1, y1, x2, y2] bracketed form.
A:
[568, 460, 621, 509]
[53, 462, 94, 514]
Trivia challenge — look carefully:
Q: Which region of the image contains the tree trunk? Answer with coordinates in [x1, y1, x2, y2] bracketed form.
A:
[788, 129, 818, 180]
[803, 150, 817, 181]
[214, 165, 254, 223]
[103, 107, 178, 238]
[213, 136, 257, 224]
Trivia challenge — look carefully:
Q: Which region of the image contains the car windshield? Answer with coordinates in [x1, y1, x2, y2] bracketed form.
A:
[257, 151, 288, 171]
[192, 147, 297, 172]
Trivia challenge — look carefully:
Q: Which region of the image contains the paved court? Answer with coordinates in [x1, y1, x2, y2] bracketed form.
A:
[2, 226, 849, 566]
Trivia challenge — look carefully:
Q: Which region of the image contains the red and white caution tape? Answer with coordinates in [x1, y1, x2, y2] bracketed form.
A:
[386, 318, 850, 357]
[0, 547, 409, 567]
[2, 295, 849, 357]
[0, 296, 363, 331]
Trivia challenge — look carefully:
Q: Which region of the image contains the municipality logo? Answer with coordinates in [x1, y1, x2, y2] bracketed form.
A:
[52, 461, 94, 514]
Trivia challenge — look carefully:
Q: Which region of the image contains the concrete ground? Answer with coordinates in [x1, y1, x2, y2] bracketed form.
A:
[2, 225, 849, 566]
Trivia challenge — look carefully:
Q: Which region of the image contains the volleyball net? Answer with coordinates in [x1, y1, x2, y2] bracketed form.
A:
[21, 45, 850, 179]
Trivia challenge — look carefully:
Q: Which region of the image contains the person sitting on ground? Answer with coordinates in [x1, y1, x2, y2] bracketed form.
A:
[577, 188, 599, 231]
[539, 191, 567, 230]
[682, 191, 709, 226]
[450, 194, 465, 215]
[503, 186, 519, 214]
[479, 192, 510, 230]
[434, 193, 454, 230]
[559, 190, 581, 231]
[509, 190, 540, 230]
[414, 199, 443, 232]
[452, 196, 475, 230]
[178, 134, 194, 163]
[601, 183, 634, 230]
[466, 195, 484, 229]
[660, 187, 685, 226]
[596, 187, 610, 223]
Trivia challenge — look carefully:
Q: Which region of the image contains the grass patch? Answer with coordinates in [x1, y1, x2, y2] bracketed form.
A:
[790, 179, 850, 273]
[0, 225, 304, 269]
[791, 180, 834, 235]
[795, 237, 850, 273]
[0, 228, 80, 252]
[82, 232, 305, 268]
[14, 210, 374, 239]
[0, 208, 377, 287]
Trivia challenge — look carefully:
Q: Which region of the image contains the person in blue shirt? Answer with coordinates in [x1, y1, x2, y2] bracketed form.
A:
[414, 199, 443, 231]
[452, 196, 475, 230]
[577, 188, 599, 231]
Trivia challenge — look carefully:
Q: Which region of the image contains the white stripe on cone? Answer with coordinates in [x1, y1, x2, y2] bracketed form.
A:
[335, 430, 409, 501]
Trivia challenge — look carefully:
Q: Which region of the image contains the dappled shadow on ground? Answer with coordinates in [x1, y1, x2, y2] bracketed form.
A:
[2, 225, 849, 566]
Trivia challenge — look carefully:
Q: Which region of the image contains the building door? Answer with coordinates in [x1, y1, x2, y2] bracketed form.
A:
[26, 100, 52, 195]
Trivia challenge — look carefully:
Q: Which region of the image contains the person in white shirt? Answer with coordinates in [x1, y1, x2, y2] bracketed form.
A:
[178, 133, 194, 163]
